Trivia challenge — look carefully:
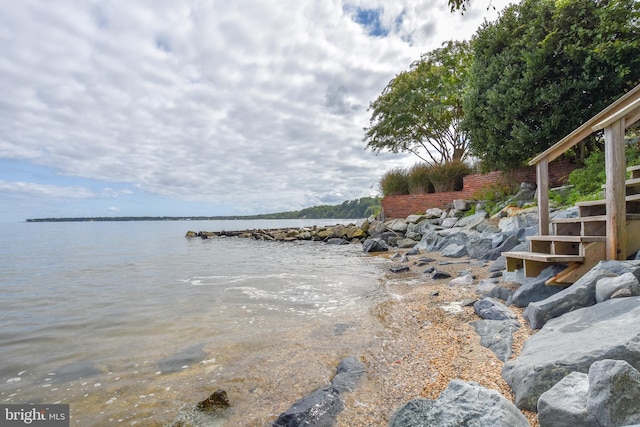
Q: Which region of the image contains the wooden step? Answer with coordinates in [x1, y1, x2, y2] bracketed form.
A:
[527, 235, 606, 255]
[526, 235, 606, 242]
[503, 251, 584, 279]
[551, 215, 606, 236]
[629, 165, 640, 180]
[577, 194, 640, 216]
[601, 177, 640, 195]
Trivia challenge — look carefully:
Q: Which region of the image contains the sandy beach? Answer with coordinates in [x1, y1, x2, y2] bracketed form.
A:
[197, 247, 540, 427]
[331, 249, 540, 427]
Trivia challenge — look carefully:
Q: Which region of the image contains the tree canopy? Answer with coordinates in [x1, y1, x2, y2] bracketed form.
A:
[364, 41, 472, 165]
[463, 0, 640, 171]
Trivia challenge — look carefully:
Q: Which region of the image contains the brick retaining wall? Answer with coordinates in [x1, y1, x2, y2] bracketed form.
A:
[381, 159, 576, 219]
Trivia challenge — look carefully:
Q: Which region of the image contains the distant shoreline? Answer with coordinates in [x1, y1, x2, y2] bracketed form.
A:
[24, 215, 351, 223]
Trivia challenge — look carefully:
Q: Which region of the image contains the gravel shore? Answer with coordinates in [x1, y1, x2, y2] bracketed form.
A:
[333, 249, 540, 427]
[184, 248, 540, 426]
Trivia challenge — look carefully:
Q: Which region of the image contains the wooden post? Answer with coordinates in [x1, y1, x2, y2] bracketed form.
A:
[537, 158, 550, 236]
[605, 118, 626, 260]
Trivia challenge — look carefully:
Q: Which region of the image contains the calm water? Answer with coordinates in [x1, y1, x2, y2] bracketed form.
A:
[0, 220, 390, 426]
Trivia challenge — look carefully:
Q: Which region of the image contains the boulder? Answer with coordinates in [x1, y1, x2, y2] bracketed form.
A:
[449, 274, 474, 287]
[331, 356, 365, 394]
[586, 359, 640, 427]
[486, 235, 521, 260]
[345, 226, 366, 240]
[431, 270, 451, 280]
[425, 208, 443, 218]
[272, 386, 343, 427]
[387, 219, 409, 233]
[523, 265, 620, 329]
[453, 199, 471, 211]
[389, 380, 530, 427]
[508, 265, 566, 308]
[396, 238, 418, 249]
[273, 356, 366, 427]
[406, 214, 426, 224]
[474, 297, 517, 321]
[537, 372, 598, 427]
[196, 389, 230, 413]
[502, 297, 640, 411]
[595, 272, 640, 303]
[362, 238, 389, 253]
[489, 256, 507, 272]
[390, 266, 410, 273]
[441, 243, 466, 258]
[456, 211, 488, 229]
[471, 319, 520, 362]
[441, 217, 459, 228]
[465, 238, 494, 260]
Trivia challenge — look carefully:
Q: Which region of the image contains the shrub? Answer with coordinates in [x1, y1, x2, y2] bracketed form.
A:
[407, 163, 435, 194]
[380, 167, 409, 196]
[427, 160, 472, 192]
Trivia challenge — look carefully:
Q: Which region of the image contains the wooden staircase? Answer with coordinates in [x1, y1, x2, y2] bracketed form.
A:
[504, 165, 640, 284]
[502, 84, 640, 285]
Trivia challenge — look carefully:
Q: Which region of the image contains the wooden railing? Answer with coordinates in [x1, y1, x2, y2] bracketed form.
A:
[530, 84, 640, 260]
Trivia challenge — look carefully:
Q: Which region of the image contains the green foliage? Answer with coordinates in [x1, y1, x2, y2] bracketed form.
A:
[407, 163, 435, 194]
[427, 160, 472, 192]
[294, 197, 381, 219]
[365, 41, 472, 164]
[463, 0, 640, 171]
[380, 167, 410, 196]
[471, 182, 519, 215]
[552, 143, 640, 206]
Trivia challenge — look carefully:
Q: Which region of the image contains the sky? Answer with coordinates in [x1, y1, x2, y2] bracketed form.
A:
[0, 0, 511, 222]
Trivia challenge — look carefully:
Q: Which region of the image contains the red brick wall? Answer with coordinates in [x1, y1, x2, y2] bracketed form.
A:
[381, 159, 576, 219]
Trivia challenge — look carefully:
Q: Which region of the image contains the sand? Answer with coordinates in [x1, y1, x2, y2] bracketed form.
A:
[332, 249, 540, 427]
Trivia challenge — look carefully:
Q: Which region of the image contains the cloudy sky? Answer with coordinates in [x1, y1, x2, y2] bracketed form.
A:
[0, 0, 511, 222]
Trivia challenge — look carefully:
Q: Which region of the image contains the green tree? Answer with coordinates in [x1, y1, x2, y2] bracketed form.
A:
[364, 40, 472, 165]
[463, 0, 640, 171]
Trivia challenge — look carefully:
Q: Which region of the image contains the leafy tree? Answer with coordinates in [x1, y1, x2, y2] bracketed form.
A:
[364, 40, 472, 165]
[463, 0, 640, 171]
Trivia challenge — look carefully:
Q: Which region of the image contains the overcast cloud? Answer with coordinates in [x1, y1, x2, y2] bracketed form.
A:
[0, 0, 510, 221]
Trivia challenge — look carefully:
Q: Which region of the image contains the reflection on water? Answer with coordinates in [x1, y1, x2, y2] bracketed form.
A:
[0, 220, 390, 425]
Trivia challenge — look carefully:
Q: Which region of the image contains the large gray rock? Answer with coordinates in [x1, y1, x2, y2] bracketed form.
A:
[524, 260, 640, 329]
[502, 297, 640, 411]
[456, 211, 489, 229]
[453, 199, 471, 211]
[538, 360, 640, 427]
[441, 217, 459, 228]
[425, 208, 443, 218]
[395, 238, 417, 249]
[508, 265, 566, 308]
[272, 386, 343, 427]
[498, 213, 538, 235]
[389, 380, 530, 427]
[387, 219, 408, 232]
[466, 238, 494, 260]
[405, 214, 426, 224]
[587, 359, 640, 427]
[415, 231, 442, 252]
[273, 356, 366, 427]
[331, 356, 365, 394]
[441, 243, 466, 258]
[595, 272, 640, 303]
[487, 235, 521, 260]
[362, 238, 389, 253]
[537, 372, 598, 427]
[474, 297, 517, 321]
[471, 319, 520, 362]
